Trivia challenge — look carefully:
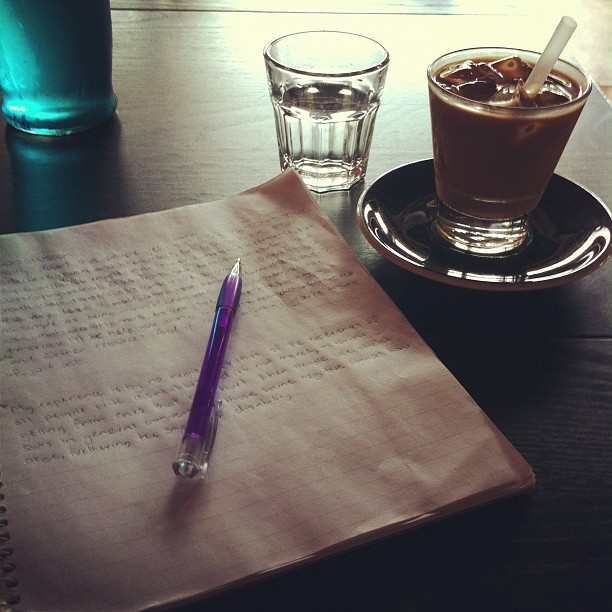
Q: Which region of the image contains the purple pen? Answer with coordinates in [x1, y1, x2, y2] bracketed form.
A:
[172, 259, 242, 479]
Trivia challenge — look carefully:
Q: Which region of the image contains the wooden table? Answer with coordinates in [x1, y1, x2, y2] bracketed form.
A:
[1, 2, 610, 610]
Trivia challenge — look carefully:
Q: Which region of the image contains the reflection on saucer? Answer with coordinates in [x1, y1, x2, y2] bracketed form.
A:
[357, 159, 612, 291]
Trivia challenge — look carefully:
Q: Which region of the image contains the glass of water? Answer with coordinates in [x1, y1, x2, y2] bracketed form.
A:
[264, 31, 389, 193]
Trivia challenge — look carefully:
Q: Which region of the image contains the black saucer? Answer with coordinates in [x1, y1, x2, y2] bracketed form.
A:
[357, 160, 612, 291]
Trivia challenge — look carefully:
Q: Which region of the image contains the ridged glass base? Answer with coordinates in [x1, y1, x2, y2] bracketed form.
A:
[2, 96, 117, 136]
[434, 199, 532, 256]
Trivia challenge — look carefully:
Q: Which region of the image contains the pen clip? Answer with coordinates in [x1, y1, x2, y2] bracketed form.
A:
[200, 399, 221, 475]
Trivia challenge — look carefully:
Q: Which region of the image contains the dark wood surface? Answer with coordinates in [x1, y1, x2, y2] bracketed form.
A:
[1, 4, 610, 611]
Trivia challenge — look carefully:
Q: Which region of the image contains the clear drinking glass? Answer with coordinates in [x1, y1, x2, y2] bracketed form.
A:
[427, 48, 591, 255]
[264, 31, 389, 193]
[0, 0, 117, 136]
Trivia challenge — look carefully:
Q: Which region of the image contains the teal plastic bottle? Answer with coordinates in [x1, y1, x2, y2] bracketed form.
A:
[0, 0, 117, 135]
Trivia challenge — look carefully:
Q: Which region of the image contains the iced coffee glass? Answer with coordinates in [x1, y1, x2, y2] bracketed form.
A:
[427, 48, 591, 255]
[264, 31, 389, 193]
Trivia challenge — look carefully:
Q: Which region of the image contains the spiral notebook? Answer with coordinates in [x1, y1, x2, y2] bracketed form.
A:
[0, 170, 534, 611]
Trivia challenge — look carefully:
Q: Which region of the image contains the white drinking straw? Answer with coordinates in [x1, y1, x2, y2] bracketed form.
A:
[523, 16, 577, 99]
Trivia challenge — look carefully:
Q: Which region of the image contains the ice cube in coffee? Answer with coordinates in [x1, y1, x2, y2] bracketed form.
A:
[436, 55, 576, 108]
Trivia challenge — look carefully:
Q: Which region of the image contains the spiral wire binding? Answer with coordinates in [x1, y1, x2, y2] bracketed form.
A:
[0, 473, 20, 611]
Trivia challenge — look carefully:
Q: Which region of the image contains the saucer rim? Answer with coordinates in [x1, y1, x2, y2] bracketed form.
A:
[357, 159, 612, 292]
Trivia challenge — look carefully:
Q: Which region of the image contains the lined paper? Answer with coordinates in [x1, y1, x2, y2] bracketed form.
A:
[0, 170, 533, 611]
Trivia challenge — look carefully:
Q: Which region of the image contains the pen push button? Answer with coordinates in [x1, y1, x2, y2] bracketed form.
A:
[172, 400, 220, 478]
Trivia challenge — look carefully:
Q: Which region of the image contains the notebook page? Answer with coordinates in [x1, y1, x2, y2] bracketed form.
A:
[0, 170, 533, 611]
